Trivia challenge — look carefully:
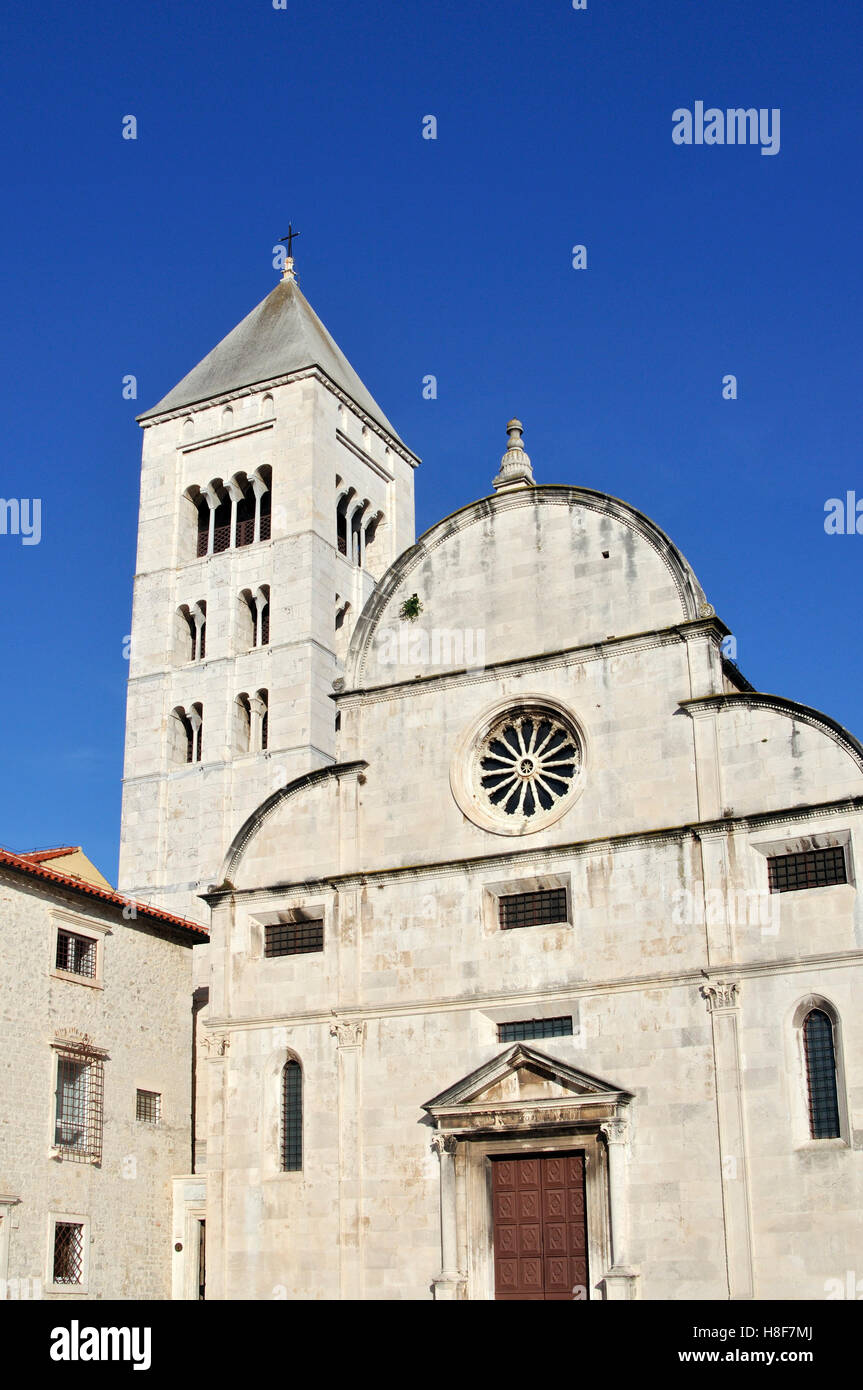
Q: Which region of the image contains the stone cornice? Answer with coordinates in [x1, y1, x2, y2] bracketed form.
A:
[138, 365, 421, 468]
[201, 947, 863, 1034]
[333, 618, 732, 709]
[203, 794, 863, 905]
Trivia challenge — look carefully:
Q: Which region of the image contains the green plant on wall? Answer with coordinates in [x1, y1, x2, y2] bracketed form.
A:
[399, 593, 423, 623]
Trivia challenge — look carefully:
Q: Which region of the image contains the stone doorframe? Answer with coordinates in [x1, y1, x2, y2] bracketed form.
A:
[423, 1044, 639, 1301]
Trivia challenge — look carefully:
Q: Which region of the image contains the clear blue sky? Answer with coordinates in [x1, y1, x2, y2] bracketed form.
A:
[1, 0, 861, 881]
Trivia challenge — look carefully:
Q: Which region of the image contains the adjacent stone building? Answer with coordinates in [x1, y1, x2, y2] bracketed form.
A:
[110, 256, 863, 1300]
[0, 846, 206, 1299]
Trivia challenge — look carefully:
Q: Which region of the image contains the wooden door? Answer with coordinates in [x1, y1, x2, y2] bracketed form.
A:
[492, 1152, 588, 1300]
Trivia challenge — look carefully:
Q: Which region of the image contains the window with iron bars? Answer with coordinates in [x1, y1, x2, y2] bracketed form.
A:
[265, 918, 324, 957]
[136, 1089, 161, 1125]
[767, 846, 847, 893]
[281, 1060, 302, 1171]
[54, 1050, 104, 1161]
[498, 887, 568, 930]
[52, 1222, 84, 1285]
[803, 1009, 841, 1139]
[55, 929, 97, 979]
[498, 1016, 574, 1043]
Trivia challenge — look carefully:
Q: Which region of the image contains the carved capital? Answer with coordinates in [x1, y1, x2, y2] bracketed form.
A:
[202, 1033, 230, 1056]
[600, 1119, 628, 1146]
[701, 979, 740, 1013]
[330, 1019, 366, 1048]
[431, 1133, 458, 1158]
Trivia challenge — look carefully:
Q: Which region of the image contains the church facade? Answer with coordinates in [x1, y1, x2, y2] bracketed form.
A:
[118, 257, 863, 1300]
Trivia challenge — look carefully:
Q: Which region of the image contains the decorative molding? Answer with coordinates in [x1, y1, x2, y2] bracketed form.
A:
[330, 1019, 366, 1048]
[335, 619, 728, 711]
[50, 1029, 109, 1059]
[204, 793, 863, 906]
[336, 428, 394, 482]
[431, 1133, 458, 1157]
[203, 942, 863, 1035]
[139, 366, 420, 468]
[179, 419, 275, 454]
[700, 979, 740, 1013]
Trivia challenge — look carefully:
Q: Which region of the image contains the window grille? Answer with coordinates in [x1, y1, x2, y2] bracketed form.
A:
[136, 1089, 161, 1125]
[52, 1223, 84, 1285]
[767, 847, 847, 893]
[260, 602, 270, 646]
[54, 1050, 104, 1161]
[281, 1061, 302, 1171]
[55, 929, 97, 979]
[498, 888, 568, 930]
[198, 619, 206, 660]
[265, 919, 324, 957]
[803, 1009, 841, 1139]
[498, 1016, 573, 1043]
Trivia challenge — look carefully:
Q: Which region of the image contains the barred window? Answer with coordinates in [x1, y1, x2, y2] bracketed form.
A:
[498, 888, 568, 930]
[281, 1060, 302, 1171]
[498, 1016, 574, 1043]
[54, 1050, 104, 1161]
[136, 1089, 161, 1125]
[55, 930, 97, 979]
[52, 1222, 84, 1285]
[803, 1009, 841, 1139]
[265, 918, 324, 958]
[768, 847, 847, 893]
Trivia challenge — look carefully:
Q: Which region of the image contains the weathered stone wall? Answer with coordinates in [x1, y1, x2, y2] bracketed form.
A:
[0, 870, 195, 1300]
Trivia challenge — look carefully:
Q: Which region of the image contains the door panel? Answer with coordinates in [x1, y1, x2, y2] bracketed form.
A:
[492, 1152, 588, 1300]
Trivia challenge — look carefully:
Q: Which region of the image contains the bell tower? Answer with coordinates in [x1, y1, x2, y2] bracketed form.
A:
[118, 254, 419, 918]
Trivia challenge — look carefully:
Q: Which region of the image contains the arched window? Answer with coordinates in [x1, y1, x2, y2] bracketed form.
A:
[211, 485, 231, 554]
[336, 493, 350, 556]
[172, 705, 202, 764]
[281, 1060, 302, 1171]
[256, 689, 269, 752]
[235, 477, 256, 548]
[178, 601, 207, 662]
[234, 693, 251, 754]
[803, 1008, 841, 1139]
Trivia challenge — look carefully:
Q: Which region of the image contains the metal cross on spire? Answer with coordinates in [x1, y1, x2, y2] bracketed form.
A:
[280, 224, 300, 257]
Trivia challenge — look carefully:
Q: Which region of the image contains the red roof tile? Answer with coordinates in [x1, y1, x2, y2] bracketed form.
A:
[0, 846, 208, 938]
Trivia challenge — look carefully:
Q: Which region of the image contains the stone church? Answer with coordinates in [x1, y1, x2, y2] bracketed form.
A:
[116, 254, 863, 1300]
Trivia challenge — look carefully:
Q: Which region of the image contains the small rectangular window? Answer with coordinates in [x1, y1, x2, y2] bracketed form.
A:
[54, 1053, 104, 1161]
[52, 1222, 84, 1285]
[136, 1089, 161, 1125]
[265, 919, 324, 957]
[767, 847, 847, 894]
[499, 888, 568, 930]
[55, 929, 97, 979]
[498, 1016, 574, 1043]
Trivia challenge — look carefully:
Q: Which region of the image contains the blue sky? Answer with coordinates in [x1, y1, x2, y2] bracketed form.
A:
[1, 0, 861, 880]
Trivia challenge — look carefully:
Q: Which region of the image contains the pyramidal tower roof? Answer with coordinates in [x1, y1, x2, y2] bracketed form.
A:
[139, 273, 404, 442]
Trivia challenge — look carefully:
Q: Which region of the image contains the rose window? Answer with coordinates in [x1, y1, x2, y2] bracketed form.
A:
[477, 709, 581, 820]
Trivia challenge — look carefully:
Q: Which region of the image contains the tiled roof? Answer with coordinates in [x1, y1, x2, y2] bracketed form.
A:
[0, 846, 208, 939]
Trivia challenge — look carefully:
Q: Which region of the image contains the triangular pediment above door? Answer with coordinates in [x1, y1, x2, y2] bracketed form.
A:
[423, 1044, 632, 1135]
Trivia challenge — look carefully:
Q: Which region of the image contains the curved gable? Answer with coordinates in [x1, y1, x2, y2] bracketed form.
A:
[217, 761, 367, 891]
[346, 486, 708, 689]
